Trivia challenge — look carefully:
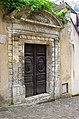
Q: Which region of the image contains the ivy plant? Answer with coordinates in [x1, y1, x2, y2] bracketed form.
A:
[56, 10, 68, 24]
[0, 0, 54, 13]
[0, 0, 68, 24]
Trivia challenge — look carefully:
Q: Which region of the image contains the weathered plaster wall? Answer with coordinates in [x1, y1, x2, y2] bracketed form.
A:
[60, 23, 72, 96]
[70, 22, 79, 95]
[61, 21, 79, 96]
[0, 9, 9, 104]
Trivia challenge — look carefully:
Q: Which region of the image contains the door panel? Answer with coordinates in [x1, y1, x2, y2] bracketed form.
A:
[24, 44, 46, 97]
[24, 44, 34, 97]
[36, 45, 46, 94]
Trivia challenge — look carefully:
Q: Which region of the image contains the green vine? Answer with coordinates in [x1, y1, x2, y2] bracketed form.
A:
[0, 0, 68, 24]
[0, 0, 54, 13]
[56, 10, 68, 24]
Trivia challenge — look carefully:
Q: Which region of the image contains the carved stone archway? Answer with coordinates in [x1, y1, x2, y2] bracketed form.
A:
[7, 9, 62, 104]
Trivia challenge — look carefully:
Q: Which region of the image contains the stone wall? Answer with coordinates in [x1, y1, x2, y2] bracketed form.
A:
[7, 21, 61, 104]
[55, 40, 61, 98]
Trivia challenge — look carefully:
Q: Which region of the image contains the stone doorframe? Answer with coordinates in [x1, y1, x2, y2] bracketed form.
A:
[8, 26, 60, 105]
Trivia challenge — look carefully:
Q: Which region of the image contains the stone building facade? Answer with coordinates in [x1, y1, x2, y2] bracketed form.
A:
[0, 8, 62, 105]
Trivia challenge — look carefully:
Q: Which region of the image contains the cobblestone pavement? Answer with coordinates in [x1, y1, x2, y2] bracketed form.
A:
[0, 96, 79, 119]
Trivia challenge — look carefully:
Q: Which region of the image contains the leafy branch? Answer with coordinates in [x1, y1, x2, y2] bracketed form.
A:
[56, 10, 68, 24]
[0, 0, 54, 13]
[0, 0, 68, 24]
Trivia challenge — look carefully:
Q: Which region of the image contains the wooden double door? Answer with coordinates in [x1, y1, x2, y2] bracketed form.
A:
[24, 44, 46, 97]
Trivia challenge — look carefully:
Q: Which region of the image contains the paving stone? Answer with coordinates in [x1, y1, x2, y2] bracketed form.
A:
[0, 96, 79, 119]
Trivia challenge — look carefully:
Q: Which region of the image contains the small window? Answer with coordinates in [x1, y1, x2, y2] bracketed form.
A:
[62, 83, 68, 94]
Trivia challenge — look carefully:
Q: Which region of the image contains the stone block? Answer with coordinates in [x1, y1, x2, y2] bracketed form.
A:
[8, 53, 12, 57]
[13, 55, 19, 63]
[8, 40, 12, 45]
[18, 67, 23, 74]
[41, 37, 45, 40]
[13, 42, 18, 48]
[13, 66, 19, 79]
[19, 51, 23, 57]
[8, 45, 12, 51]
[31, 36, 36, 40]
[19, 46, 23, 51]
[19, 57, 23, 62]
[27, 35, 32, 39]
[20, 86, 25, 95]
[16, 87, 20, 95]
[13, 86, 17, 96]
[8, 75, 13, 81]
[19, 73, 23, 79]
[9, 69, 13, 75]
[8, 33, 12, 38]
[12, 84, 25, 104]
[9, 63, 13, 69]
[8, 57, 13, 62]
[37, 37, 41, 40]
